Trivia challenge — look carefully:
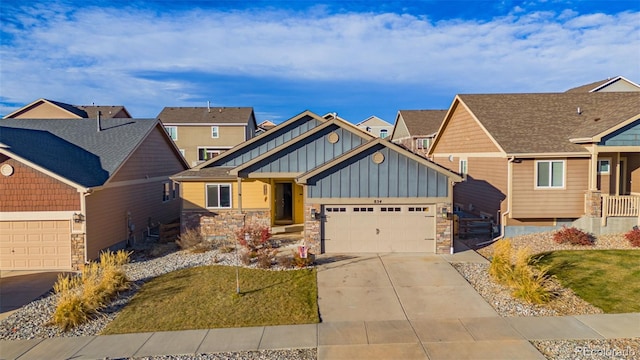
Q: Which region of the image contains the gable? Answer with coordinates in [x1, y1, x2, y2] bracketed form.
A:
[430, 101, 501, 154]
[304, 143, 451, 199]
[8, 101, 80, 119]
[207, 114, 323, 167]
[359, 116, 391, 127]
[236, 124, 367, 176]
[391, 115, 411, 140]
[597, 79, 640, 92]
[600, 119, 640, 146]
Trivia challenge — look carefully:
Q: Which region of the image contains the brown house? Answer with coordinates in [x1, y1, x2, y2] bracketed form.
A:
[3, 98, 132, 119]
[391, 110, 448, 157]
[428, 92, 640, 237]
[0, 118, 188, 270]
[157, 106, 257, 167]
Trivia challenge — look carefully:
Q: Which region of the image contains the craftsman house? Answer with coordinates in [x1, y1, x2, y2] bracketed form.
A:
[157, 106, 257, 167]
[391, 110, 448, 157]
[172, 110, 462, 254]
[0, 118, 188, 270]
[3, 98, 132, 119]
[428, 92, 640, 236]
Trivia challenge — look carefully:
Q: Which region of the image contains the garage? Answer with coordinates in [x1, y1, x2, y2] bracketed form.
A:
[0, 220, 72, 270]
[323, 204, 436, 253]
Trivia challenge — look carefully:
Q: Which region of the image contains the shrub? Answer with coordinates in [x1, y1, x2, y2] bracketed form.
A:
[177, 227, 211, 252]
[51, 291, 92, 331]
[277, 255, 294, 268]
[624, 227, 640, 247]
[510, 248, 551, 304]
[257, 252, 273, 269]
[488, 239, 514, 285]
[235, 224, 272, 252]
[292, 251, 314, 268]
[553, 226, 594, 246]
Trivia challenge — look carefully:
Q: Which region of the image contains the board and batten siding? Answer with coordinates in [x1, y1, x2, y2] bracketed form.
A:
[431, 103, 501, 154]
[85, 180, 181, 260]
[214, 116, 322, 167]
[181, 180, 270, 210]
[241, 125, 365, 175]
[307, 144, 449, 199]
[110, 126, 186, 182]
[511, 158, 588, 219]
[600, 120, 640, 146]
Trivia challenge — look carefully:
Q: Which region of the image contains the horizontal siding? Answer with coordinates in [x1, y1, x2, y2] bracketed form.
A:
[308, 144, 449, 198]
[511, 158, 588, 218]
[85, 180, 181, 260]
[601, 120, 640, 146]
[431, 103, 500, 154]
[182, 180, 270, 210]
[0, 155, 80, 211]
[111, 127, 187, 182]
[11, 103, 74, 118]
[629, 155, 640, 194]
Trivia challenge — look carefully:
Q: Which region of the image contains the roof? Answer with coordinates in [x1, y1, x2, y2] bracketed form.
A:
[356, 116, 392, 127]
[398, 110, 448, 136]
[454, 92, 640, 154]
[171, 167, 236, 181]
[3, 98, 131, 119]
[157, 107, 256, 125]
[0, 118, 158, 187]
[565, 76, 640, 93]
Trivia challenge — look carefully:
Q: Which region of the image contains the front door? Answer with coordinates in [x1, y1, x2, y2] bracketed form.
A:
[275, 182, 293, 224]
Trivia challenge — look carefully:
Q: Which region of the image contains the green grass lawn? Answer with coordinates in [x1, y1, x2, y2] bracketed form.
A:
[536, 250, 640, 313]
[102, 265, 318, 334]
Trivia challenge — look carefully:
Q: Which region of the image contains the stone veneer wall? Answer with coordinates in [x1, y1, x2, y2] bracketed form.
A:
[71, 234, 85, 270]
[435, 202, 453, 254]
[182, 209, 271, 241]
[304, 203, 321, 254]
[584, 190, 602, 217]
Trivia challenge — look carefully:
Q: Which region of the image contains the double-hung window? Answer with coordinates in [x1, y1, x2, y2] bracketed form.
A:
[416, 138, 430, 149]
[379, 129, 388, 138]
[536, 160, 564, 188]
[211, 126, 219, 138]
[162, 182, 171, 202]
[459, 159, 468, 176]
[206, 184, 232, 208]
[165, 126, 178, 141]
[597, 159, 610, 174]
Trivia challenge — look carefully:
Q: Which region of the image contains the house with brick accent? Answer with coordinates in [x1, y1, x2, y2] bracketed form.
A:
[428, 91, 640, 237]
[3, 98, 132, 119]
[0, 118, 188, 270]
[172, 110, 462, 255]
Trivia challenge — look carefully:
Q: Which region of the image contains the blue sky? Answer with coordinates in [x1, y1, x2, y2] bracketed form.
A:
[1, 1, 639, 124]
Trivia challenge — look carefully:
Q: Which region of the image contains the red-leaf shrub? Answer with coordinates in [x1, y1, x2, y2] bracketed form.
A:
[624, 227, 640, 247]
[553, 226, 594, 246]
[235, 224, 272, 251]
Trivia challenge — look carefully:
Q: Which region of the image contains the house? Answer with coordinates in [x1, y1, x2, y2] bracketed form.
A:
[428, 92, 640, 237]
[356, 116, 393, 139]
[172, 110, 462, 254]
[157, 106, 257, 167]
[0, 118, 188, 271]
[3, 98, 132, 119]
[565, 76, 640, 93]
[256, 120, 277, 135]
[391, 110, 448, 157]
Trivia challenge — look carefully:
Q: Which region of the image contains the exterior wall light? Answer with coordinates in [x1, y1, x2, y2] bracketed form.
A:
[73, 213, 85, 223]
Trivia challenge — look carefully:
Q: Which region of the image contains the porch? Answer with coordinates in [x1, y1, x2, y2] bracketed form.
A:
[601, 195, 640, 226]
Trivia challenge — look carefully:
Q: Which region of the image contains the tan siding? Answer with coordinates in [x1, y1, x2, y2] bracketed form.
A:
[0, 155, 80, 211]
[511, 158, 588, 218]
[431, 103, 500, 154]
[629, 154, 640, 194]
[182, 180, 271, 211]
[111, 126, 186, 182]
[85, 180, 180, 260]
[170, 125, 247, 166]
[391, 118, 411, 140]
[10, 103, 78, 118]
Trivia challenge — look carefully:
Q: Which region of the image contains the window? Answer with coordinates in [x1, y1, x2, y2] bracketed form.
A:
[165, 126, 178, 141]
[416, 138, 431, 149]
[379, 129, 388, 138]
[536, 160, 564, 188]
[198, 148, 222, 161]
[459, 159, 468, 176]
[172, 182, 179, 200]
[162, 182, 171, 202]
[206, 184, 232, 208]
[211, 126, 219, 138]
[179, 149, 185, 157]
[598, 159, 610, 174]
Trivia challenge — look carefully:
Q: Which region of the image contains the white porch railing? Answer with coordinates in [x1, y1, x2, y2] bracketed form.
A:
[601, 195, 640, 225]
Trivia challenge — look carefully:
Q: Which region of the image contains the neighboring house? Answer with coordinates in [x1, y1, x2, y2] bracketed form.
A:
[391, 110, 448, 157]
[172, 110, 462, 255]
[356, 116, 393, 139]
[3, 98, 132, 119]
[0, 118, 188, 271]
[256, 120, 276, 135]
[428, 92, 640, 237]
[157, 107, 257, 167]
[565, 76, 640, 93]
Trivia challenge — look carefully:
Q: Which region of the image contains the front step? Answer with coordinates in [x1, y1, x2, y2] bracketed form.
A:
[272, 224, 304, 234]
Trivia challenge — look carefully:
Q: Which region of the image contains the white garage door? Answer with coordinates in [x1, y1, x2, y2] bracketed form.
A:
[323, 205, 436, 253]
[0, 220, 72, 270]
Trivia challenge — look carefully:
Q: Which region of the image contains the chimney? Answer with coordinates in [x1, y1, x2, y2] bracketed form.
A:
[97, 111, 101, 132]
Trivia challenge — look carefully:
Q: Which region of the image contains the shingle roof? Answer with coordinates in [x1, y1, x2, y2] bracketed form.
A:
[565, 79, 612, 93]
[171, 167, 236, 180]
[75, 105, 130, 118]
[157, 107, 255, 125]
[458, 92, 640, 154]
[0, 118, 157, 187]
[398, 110, 448, 136]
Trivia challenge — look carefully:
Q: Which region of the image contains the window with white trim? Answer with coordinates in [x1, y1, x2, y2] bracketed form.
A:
[597, 159, 610, 174]
[162, 182, 171, 202]
[198, 148, 222, 161]
[379, 129, 388, 138]
[536, 160, 564, 188]
[459, 159, 468, 176]
[172, 182, 179, 200]
[165, 126, 178, 141]
[416, 138, 431, 149]
[206, 184, 232, 208]
[211, 126, 219, 138]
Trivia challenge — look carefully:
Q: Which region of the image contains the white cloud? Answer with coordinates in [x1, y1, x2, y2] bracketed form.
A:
[0, 4, 638, 116]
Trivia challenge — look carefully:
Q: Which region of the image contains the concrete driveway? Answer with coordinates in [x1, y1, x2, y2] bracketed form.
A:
[316, 253, 546, 359]
[0, 271, 62, 320]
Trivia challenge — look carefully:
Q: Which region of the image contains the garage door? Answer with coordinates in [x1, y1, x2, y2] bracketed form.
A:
[323, 205, 435, 253]
[0, 220, 72, 270]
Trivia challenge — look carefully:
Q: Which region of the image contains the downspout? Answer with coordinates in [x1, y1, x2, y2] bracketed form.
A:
[81, 190, 92, 265]
[237, 177, 245, 227]
[478, 156, 514, 246]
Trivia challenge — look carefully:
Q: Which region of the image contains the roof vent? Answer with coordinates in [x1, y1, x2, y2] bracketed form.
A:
[577, 107, 582, 115]
[97, 111, 101, 132]
[207, 101, 211, 112]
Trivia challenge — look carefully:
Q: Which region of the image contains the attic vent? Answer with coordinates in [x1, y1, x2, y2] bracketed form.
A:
[327, 132, 339, 144]
[372, 152, 385, 164]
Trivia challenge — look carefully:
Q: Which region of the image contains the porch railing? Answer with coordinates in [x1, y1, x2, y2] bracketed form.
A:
[601, 195, 640, 225]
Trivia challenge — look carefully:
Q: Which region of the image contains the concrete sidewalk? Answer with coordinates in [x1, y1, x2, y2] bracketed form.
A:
[1, 314, 639, 359]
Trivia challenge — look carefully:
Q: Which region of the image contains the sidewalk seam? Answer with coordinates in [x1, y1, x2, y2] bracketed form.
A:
[194, 329, 211, 355]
